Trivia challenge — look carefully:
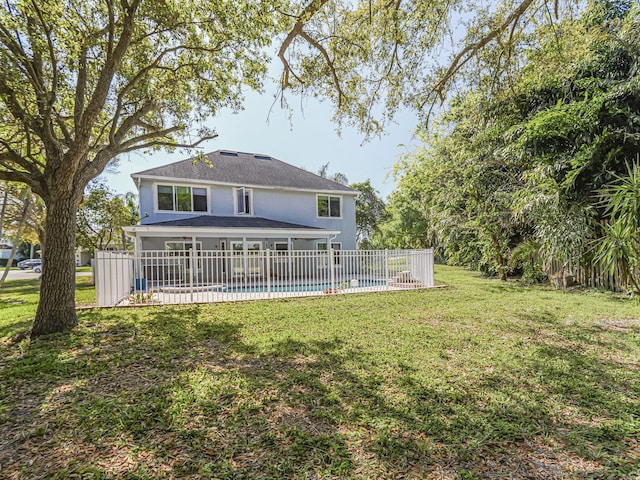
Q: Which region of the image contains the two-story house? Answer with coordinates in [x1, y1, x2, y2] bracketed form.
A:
[123, 150, 358, 259]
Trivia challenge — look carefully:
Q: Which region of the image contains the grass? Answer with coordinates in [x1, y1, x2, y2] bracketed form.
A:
[0, 274, 95, 339]
[0, 266, 638, 479]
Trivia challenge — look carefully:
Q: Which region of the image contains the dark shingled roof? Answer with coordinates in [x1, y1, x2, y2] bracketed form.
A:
[147, 215, 325, 230]
[133, 150, 357, 193]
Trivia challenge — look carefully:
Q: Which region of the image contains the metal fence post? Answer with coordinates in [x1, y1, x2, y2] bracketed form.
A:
[330, 247, 336, 291]
[385, 249, 389, 290]
[94, 249, 100, 306]
[266, 249, 271, 299]
[189, 249, 194, 303]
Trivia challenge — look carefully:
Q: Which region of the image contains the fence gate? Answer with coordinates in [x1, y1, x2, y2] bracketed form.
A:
[94, 251, 134, 307]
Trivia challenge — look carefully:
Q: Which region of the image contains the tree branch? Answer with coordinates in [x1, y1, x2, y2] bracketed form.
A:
[118, 125, 183, 151]
[0, 22, 46, 97]
[111, 44, 222, 140]
[0, 140, 43, 177]
[72, 0, 141, 156]
[30, 0, 58, 108]
[0, 167, 39, 191]
[298, 30, 345, 107]
[0, 77, 42, 137]
[113, 101, 158, 144]
[278, 0, 330, 90]
[24, 11, 56, 145]
[118, 133, 217, 155]
[74, 46, 87, 136]
[426, 0, 535, 106]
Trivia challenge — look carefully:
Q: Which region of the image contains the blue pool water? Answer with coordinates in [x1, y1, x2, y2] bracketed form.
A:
[226, 280, 384, 293]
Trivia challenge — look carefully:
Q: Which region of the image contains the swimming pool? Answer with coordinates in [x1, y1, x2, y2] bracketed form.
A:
[225, 280, 385, 293]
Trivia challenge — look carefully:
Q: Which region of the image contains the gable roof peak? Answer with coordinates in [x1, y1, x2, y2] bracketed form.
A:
[132, 150, 357, 194]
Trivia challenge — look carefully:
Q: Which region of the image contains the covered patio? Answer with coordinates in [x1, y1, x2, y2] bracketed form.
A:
[123, 215, 344, 287]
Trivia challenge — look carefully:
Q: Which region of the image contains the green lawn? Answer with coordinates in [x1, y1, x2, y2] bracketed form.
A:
[0, 266, 638, 479]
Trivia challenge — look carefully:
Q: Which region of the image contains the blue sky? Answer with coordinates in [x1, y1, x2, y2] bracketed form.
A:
[104, 85, 420, 200]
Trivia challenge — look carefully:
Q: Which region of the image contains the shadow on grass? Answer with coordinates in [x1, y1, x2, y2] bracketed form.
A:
[0, 277, 96, 341]
[0, 318, 33, 340]
[0, 283, 40, 296]
[0, 303, 638, 479]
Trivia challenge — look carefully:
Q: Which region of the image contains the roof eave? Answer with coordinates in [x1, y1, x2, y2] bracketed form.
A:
[123, 225, 341, 239]
[130, 173, 358, 195]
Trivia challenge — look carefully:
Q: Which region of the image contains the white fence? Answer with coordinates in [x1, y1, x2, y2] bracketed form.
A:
[94, 249, 435, 307]
[94, 251, 135, 307]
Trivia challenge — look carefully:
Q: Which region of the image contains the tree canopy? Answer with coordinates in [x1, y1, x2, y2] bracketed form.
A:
[76, 182, 136, 252]
[277, 0, 587, 136]
[0, 0, 282, 337]
[351, 179, 388, 249]
[381, 1, 640, 289]
[0, 0, 279, 194]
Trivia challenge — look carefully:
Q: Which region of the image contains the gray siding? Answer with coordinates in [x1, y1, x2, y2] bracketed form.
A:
[138, 179, 357, 250]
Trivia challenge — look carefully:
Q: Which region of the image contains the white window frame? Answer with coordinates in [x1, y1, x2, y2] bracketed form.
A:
[231, 240, 262, 276]
[234, 187, 253, 215]
[164, 241, 203, 252]
[316, 241, 342, 251]
[164, 241, 203, 269]
[316, 194, 342, 219]
[154, 183, 209, 214]
[273, 241, 290, 256]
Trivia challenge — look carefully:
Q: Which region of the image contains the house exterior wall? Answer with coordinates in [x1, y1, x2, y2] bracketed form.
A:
[137, 180, 357, 249]
[141, 237, 329, 252]
[75, 249, 92, 266]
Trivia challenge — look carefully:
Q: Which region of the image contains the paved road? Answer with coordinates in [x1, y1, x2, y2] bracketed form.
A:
[3, 269, 93, 281]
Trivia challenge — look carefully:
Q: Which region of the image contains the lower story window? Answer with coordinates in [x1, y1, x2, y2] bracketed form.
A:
[274, 242, 289, 256]
[165, 241, 202, 252]
[165, 241, 202, 269]
[317, 242, 341, 265]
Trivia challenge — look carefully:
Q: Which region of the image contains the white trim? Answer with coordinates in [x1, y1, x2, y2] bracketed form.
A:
[231, 240, 263, 276]
[316, 241, 342, 266]
[316, 194, 343, 219]
[123, 225, 341, 239]
[153, 181, 210, 214]
[316, 240, 342, 250]
[133, 174, 358, 196]
[231, 240, 263, 251]
[273, 241, 289, 252]
[164, 240, 203, 251]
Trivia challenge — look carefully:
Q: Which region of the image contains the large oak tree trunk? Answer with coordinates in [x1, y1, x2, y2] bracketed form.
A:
[31, 194, 81, 338]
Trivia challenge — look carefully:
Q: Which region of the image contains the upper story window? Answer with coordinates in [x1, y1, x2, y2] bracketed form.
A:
[235, 187, 252, 215]
[317, 195, 341, 218]
[157, 185, 207, 212]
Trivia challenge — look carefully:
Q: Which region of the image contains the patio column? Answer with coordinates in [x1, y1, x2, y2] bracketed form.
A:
[287, 237, 292, 278]
[136, 236, 143, 285]
[191, 236, 198, 281]
[242, 236, 248, 278]
[327, 236, 334, 287]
